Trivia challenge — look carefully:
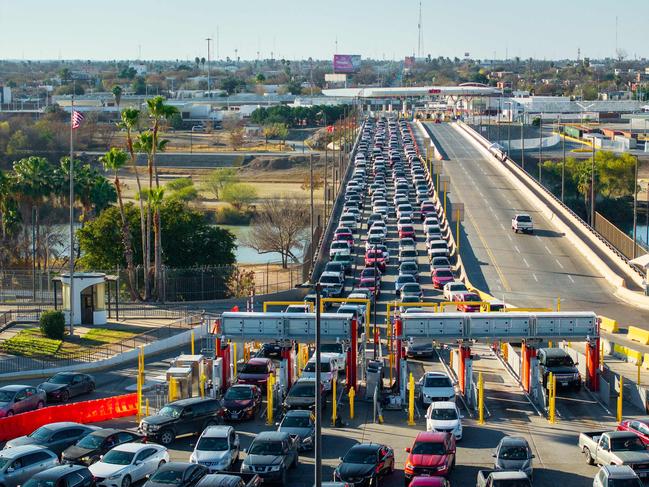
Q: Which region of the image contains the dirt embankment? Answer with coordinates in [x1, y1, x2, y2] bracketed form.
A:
[244, 154, 323, 171]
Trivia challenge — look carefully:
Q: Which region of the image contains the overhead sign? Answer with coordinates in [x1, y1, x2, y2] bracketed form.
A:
[428, 88, 442, 94]
[333, 55, 361, 73]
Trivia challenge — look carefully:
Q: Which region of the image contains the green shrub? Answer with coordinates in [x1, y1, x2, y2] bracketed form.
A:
[215, 206, 254, 225]
[39, 310, 65, 340]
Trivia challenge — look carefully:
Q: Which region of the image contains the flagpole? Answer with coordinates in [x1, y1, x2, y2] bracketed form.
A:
[69, 94, 75, 336]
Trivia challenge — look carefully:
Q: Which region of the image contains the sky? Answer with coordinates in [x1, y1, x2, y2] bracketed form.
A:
[0, 0, 647, 61]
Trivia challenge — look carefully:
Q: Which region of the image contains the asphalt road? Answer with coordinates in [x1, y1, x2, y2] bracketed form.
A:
[420, 122, 649, 325]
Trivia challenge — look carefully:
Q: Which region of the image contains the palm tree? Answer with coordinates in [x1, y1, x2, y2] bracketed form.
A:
[194, 57, 200, 69]
[100, 148, 140, 300]
[111, 85, 123, 109]
[148, 187, 165, 301]
[146, 96, 178, 188]
[119, 108, 149, 299]
[0, 170, 18, 239]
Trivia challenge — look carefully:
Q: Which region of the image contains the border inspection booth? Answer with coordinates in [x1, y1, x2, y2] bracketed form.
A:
[53, 272, 116, 325]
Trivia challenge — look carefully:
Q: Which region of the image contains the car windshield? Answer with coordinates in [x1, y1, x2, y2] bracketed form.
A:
[429, 408, 458, 420]
[289, 383, 315, 398]
[28, 426, 52, 441]
[411, 441, 446, 455]
[367, 251, 382, 258]
[401, 264, 417, 271]
[435, 270, 453, 278]
[103, 450, 135, 465]
[343, 448, 377, 464]
[225, 387, 253, 400]
[499, 445, 529, 460]
[425, 377, 452, 388]
[402, 284, 421, 292]
[609, 480, 644, 487]
[0, 458, 9, 469]
[0, 391, 16, 402]
[320, 276, 340, 285]
[450, 284, 467, 291]
[398, 275, 416, 284]
[249, 441, 283, 456]
[77, 433, 105, 449]
[611, 437, 646, 451]
[401, 250, 417, 257]
[282, 416, 312, 428]
[304, 362, 331, 373]
[332, 243, 348, 249]
[47, 374, 74, 384]
[158, 405, 182, 418]
[150, 469, 185, 484]
[545, 355, 574, 367]
[197, 436, 229, 451]
[240, 363, 267, 374]
[333, 254, 350, 263]
[517, 215, 532, 222]
[23, 481, 56, 487]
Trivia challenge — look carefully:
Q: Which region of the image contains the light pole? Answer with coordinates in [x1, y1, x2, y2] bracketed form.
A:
[538, 113, 543, 184]
[206, 38, 212, 97]
[521, 108, 525, 171]
[591, 143, 596, 227]
[562, 117, 566, 203]
[633, 155, 639, 258]
[314, 284, 323, 487]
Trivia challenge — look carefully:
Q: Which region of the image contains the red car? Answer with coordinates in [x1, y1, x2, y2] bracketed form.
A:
[432, 269, 455, 289]
[454, 292, 482, 312]
[365, 249, 387, 272]
[358, 277, 380, 297]
[618, 419, 649, 445]
[409, 476, 450, 487]
[404, 432, 456, 484]
[399, 225, 416, 239]
[334, 231, 354, 246]
[421, 202, 436, 220]
[237, 357, 276, 392]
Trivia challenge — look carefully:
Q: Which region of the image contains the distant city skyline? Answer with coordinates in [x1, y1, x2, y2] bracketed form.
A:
[0, 0, 647, 61]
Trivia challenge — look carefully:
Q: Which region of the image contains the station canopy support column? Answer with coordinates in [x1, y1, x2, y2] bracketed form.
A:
[585, 337, 600, 392]
[521, 340, 538, 393]
[458, 344, 472, 395]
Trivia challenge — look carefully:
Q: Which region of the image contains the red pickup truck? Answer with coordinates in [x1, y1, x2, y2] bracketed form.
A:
[404, 432, 456, 485]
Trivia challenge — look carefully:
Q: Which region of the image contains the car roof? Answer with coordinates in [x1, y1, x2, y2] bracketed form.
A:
[0, 384, 29, 391]
[112, 442, 155, 452]
[32, 464, 89, 479]
[38, 422, 89, 430]
[158, 462, 194, 470]
[429, 401, 457, 409]
[349, 443, 381, 453]
[201, 425, 233, 438]
[171, 397, 217, 407]
[0, 445, 51, 457]
[247, 357, 271, 364]
[605, 465, 639, 478]
[539, 347, 569, 357]
[256, 431, 290, 441]
[424, 371, 450, 378]
[498, 436, 529, 447]
[285, 409, 312, 417]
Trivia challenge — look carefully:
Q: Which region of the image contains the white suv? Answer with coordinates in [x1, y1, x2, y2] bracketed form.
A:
[419, 372, 456, 405]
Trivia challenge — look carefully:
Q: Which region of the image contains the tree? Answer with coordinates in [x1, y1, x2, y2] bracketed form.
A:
[200, 57, 206, 69]
[132, 77, 146, 95]
[165, 178, 198, 202]
[77, 200, 236, 270]
[255, 73, 266, 84]
[100, 148, 139, 300]
[227, 268, 256, 298]
[300, 172, 323, 191]
[244, 197, 309, 268]
[111, 85, 123, 108]
[204, 168, 238, 200]
[221, 183, 257, 210]
[149, 187, 165, 299]
[194, 56, 200, 69]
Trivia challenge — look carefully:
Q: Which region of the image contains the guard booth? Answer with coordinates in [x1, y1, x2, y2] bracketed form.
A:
[53, 272, 117, 325]
[167, 366, 193, 400]
[173, 354, 210, 397]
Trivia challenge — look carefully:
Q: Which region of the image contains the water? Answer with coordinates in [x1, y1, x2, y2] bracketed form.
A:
[219, 225, 304, 264]
[635, 225, 649, 248]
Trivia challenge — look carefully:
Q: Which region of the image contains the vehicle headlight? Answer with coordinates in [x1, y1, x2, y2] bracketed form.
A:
[240, 463, 251, 471]
[269, 465, 282, 472]
[189, 454, 196, 463]
[302, 435, 313, 445]
[80, 456, 91, 464]
[107, 473, 123, 480]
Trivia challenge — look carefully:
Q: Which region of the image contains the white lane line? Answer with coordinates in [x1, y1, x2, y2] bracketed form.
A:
[568, 275, 575, 283]
[535, 235, 542, 241]
[499, 223, 506, 231]
[523, 258, 530, 268]
[514, 245, 521, 253]
[544, 245, 552, 254]
[507, 234, 513, 241]
[555, 259, 564, 269]
[532, 273, 538, 282]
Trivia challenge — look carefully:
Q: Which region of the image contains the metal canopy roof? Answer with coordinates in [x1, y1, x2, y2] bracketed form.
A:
[322, 86, 501, 99]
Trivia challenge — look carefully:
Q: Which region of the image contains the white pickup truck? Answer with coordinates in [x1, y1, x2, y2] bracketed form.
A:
[579, 430, 649, 479]
[511, 214, 533, 234]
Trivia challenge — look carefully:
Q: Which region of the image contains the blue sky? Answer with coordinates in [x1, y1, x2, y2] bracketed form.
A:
[1, 0, 647, 61]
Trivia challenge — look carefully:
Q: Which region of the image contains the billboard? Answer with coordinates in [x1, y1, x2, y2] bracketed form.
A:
[333, 54, 361, 73]
[325, 73, 347, 83]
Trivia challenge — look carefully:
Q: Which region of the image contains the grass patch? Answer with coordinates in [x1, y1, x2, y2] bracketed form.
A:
[1, 327, 137, 358]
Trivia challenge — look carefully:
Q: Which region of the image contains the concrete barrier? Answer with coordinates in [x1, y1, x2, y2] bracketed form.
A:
[452, 121, 649, 311]
[415, 120, 444, 160]
[600, 316, 619, 333]
[628, 326, 649, 345]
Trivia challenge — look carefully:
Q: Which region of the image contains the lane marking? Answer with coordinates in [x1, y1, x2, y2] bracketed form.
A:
[523, 258, 530, 268]
[555, 259, 564, 269]
[466, 210, 512, 292]
[568, 275, 575, 283]
[544, 245, 552, 254]
[514, 245, 520, 253]
[507, 234, 513, 241]
[532, 273, 538, 282]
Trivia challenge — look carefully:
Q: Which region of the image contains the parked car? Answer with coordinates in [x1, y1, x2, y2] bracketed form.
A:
[492, 436, 534, 480]
[419, 372, 456, 405]
[407, 476, 449, 487]
[220, 385, 262, 422]
[37, 373, 95, 403]
[5, 422, 99, 456]
[579, 431, 649, 477]
[618, 419, 649, 445]
[237, 359, 275, 392]
[190, 425, 239, 473]
[425, 401, 463, 440]
[62, 428, 142, 466]
[144, 462, 208, 487]
[89, 443, 169, 487]
[240, 431, 298, 485]
[138, 397, 222, 445]
[593, 465, 643, 487]
[23, 464, 95, 487]
[333, 443, 394, 486]
[276, 410, 314, 451]
[0, 385, 47, 417]
[404, 432, 456, 485]
[0, 445, 60, 487]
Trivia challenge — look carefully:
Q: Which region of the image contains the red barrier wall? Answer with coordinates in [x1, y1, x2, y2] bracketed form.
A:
[0, 393, 138, 442]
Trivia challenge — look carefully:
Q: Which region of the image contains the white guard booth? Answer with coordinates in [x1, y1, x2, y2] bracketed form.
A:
[59, 272, 108, 326]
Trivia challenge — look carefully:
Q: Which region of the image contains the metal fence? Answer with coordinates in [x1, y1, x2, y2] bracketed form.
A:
[594, 212, 648, 261]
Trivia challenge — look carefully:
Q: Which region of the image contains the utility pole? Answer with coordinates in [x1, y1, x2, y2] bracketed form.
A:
[314, 284, 323, 487]
[310, 154, 315, 268]
[562, 124, 566, 203]
[521, 116, 525, 171]
[206, 38, 212, 97]
[591, 144, 596, 227]
[538, 114, 543, 183]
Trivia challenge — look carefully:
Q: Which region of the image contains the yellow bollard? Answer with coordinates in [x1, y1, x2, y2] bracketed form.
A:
[145, 398, 149, 416]
[548, 340, 553, 348]
[199, 373, 206, 398]
[266, 374, 274, 425]
[348, 388, 355, 420]
[478, 372, 485, 425]
[617, 376, 624, 423]
[232, 342, 238, 378]
[169, 377, 177, 402]
[190, 330, 195, 355]
[548, 372, 556, 424]
[408, 373, 415, 426]
[557, 297, 561, 311]
[332, 376, 337, 425]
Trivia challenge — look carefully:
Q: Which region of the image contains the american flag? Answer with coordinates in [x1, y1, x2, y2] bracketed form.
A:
[71, 110, 84, 129]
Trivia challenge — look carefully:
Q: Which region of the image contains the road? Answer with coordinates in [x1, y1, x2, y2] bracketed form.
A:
[420, 122, 649, 325]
